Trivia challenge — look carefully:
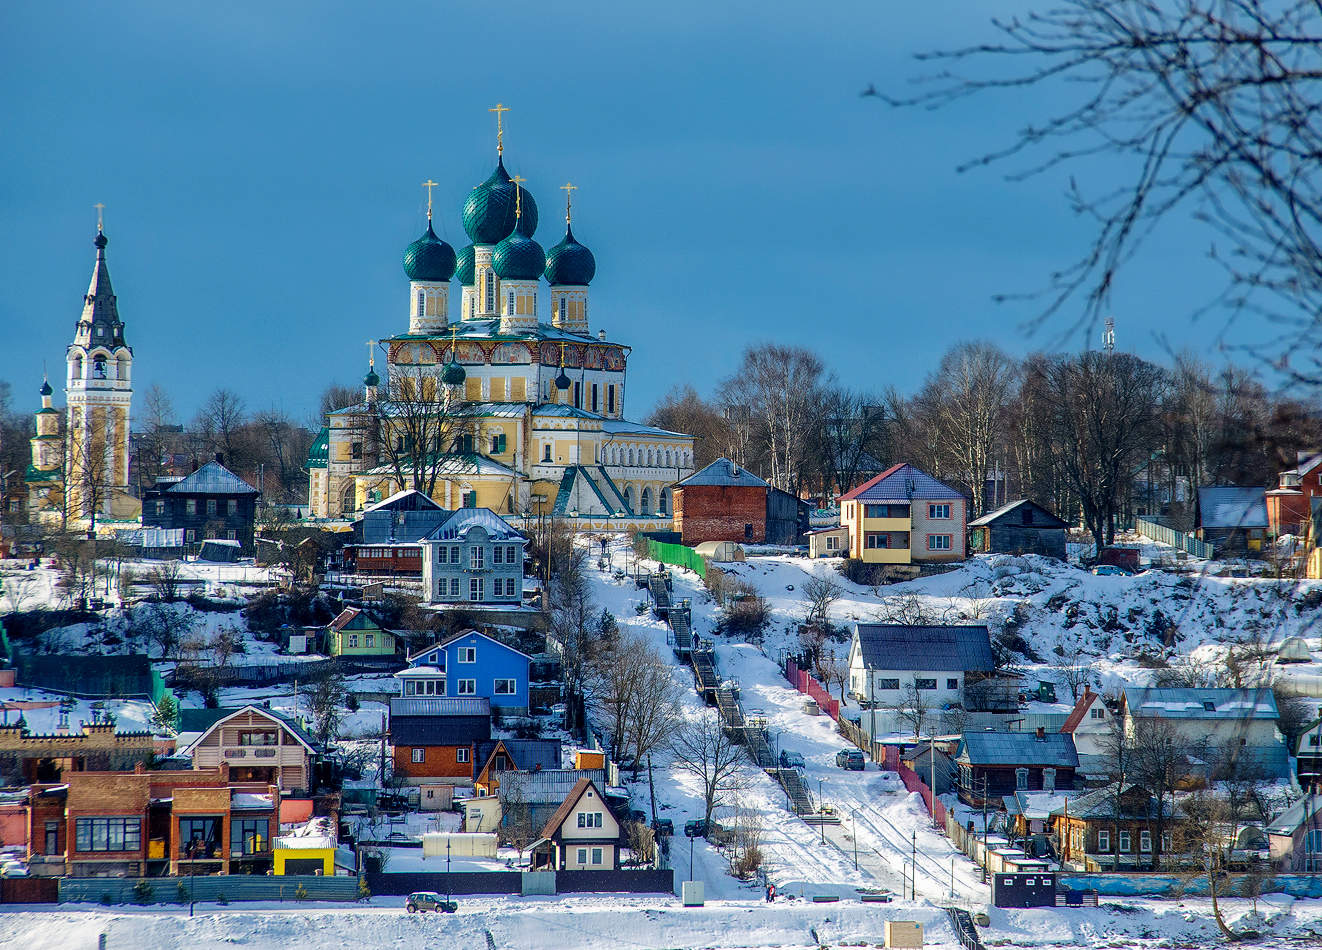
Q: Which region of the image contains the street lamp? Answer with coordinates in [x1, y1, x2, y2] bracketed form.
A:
[817, 778, 826, 845]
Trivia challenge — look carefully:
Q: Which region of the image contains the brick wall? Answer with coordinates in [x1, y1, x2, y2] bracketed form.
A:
[675, 485, 766, 546]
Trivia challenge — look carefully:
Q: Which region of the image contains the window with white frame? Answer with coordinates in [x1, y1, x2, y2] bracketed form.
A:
[577, 812, 603, 828]
[449, 546, 460, 564]
[456, 747, 469, 763]
[1119, 831, 1132, 852]
[928, 503, 951, 519]
[457, 679, 476, 695]
[1097, 830, 1110, 852]
[449, 577, 460, 598]
[493, 679, 516, 695]
[492, 545, 504, 565]
[348, 634, 359, 648]
[577, 848, 588, 865]
[1015, 768, 1028, 790]
[470, 578, 484, 600]
[458, 647, 476, 663]
[471, 547, 485, 568]
[591, 847, 603, 865]
[1140, 830, 1152, 852]
[365, 634, 374, 648]
[412, 748, 425, 763]
[927, 534, 952, 551]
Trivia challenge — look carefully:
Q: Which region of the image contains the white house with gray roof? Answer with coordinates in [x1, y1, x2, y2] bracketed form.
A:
[420, 507, 527, 606]
[846, 623, 1000, 711]
[1120, 687, 1288, 781]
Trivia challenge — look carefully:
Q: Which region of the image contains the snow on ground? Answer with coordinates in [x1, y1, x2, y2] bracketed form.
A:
[2, 893, 1321, 950]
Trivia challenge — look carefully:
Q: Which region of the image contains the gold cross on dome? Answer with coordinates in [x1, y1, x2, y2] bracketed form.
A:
[94, 202, 105, 232]
[560, 182, 577, 224]
[511, 174, 527, 220]
[489, 102, 510, 154]
[422, 180, 438, 220]
[366, 340, 376, 367]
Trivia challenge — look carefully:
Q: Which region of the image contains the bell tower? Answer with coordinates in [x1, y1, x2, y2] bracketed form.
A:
[65, 209, 133, 524]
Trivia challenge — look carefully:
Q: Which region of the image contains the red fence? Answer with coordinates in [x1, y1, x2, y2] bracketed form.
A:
[883, 746, 947, 827]
[784, 658, 840, 720]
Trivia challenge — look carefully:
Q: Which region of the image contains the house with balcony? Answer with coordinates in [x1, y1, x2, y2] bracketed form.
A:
[419, 507, 528, 607]
[178, 706, 321, 794]
[396, 630, 532, 715]
[840, 463, 967, 578]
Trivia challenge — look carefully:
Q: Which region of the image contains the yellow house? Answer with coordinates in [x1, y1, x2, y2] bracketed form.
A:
[1306, 498, 1322, 580]
[840, 463, 968, 571]
[272, 843, 334, 876]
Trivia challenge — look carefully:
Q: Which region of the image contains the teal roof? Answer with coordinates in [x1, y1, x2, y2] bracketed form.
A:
[544, 225, 596, 286]
[442, 358, 466, 386]
[39, 379, 52, 397]
[493, 218, 545, 281]
[23, 463, 61, 483]
[462, 156, 539, 245]
[403, 221, 457, 282]
[364, 367, 380, 387]
[307, 427, 329, 469]
[456, 244, 476, 286]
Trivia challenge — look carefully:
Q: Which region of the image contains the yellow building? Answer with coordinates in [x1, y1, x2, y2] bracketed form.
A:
[840, 463, 968, 572]
[308, 123, 694, 528]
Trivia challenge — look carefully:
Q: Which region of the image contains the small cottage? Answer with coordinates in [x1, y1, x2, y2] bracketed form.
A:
[321, 608, 399, 657]
[967, 499, 1069, 559]
[955, 729, 1079, 808]
[530, 778, 621, 871]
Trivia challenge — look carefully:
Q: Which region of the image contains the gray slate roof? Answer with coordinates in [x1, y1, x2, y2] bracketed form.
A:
[422, 507, 526, 543]
[968, 498, 1069, 529]
[1122, 687, 1279, 721]
[476, 739, 563, 773]
[166, 461, 259, 495]
[677, 458, 768, 489]
[958, 731, 1079, 768]
[1197, 486, 1268, 529]
[498, 768, 607, 805]
[853, 624, 995, 673]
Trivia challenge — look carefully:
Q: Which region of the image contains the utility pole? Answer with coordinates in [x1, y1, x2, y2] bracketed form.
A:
[852, 811, 858, 870]
[911, 829, 917, 899]
[981, 775, 990, 884]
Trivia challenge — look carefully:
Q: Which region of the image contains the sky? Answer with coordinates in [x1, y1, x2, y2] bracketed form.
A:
[0, 0, 1246, 427]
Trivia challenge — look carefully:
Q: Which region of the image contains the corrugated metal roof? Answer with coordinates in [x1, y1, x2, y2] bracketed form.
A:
[968, 498, 1068, 529]
[1197, 487, 1268, 529]
[422, 507, 526, 542]
[677, 458, 768, 489]
[477, 739, 562, 772]
[853, 624, 995, 672]
[841, 463, 964, 503]
[1122, 687, 1279, 721]
[365, 489, 444, 513]
[958, 732, 1078, 768]
[497, 768, 606, 804]
[166, 461, 259, 496]
[359, 453, 519, 479]
[389, 697, 491, 717]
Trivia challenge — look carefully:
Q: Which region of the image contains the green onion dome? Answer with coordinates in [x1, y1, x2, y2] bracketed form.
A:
[364, 367, 380, 388]
[462, 157, 538, 245]
[455, 244, 476, 286]
[39, 379, 52, 397]
[403, 222, 457, 281]
[493, 218, 545, 281]
[544, 225, 596, 286]
[554, 366, 572, 391]
[442, 357, 467, 386]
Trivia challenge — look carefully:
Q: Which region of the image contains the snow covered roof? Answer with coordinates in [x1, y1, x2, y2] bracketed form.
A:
[1197, 486, 1268, 529]
[421, 507, 526, 543]
[364, 488, 444, 513]
[677, 458, 767, 489]
[957, 731, 1078, 768]
[1265, 796, 1321, 837]
[1122, 687, 1279, 721]
[840, 463, 965, 503]
[231, 793, 273, 810]
[852, 624, 994, 672]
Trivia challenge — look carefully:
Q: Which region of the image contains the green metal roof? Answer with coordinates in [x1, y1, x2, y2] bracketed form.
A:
[403, 222, 457, 282]
[493, 219, 545, 281]
[544, 225, 596, 286]
[23, 463, 61, 482]
[462, 156, 539, 245]
[455, 244, 476, 286]
[307, 427, 329, 469]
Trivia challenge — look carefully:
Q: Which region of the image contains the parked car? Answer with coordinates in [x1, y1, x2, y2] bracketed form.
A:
[835, 748, 865, 771]
[779, 750, 806, 770]
[684, 818, 724, 838]
[652, 818, 674, 837]
[1091, 564, 1131, 576]
[405, 891, 457, 914]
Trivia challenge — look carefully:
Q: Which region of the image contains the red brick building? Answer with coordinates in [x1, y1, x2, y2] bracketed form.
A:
[1267, 452, 1322, 538]
[673, 458, 770, 545]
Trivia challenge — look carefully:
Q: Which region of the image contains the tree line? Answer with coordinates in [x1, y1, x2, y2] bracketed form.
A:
[648, 341, 1322, 550]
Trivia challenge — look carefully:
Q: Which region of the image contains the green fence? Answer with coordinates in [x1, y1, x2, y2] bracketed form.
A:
[645, 539, 707, 579]
[1135, 517, 1215, 560]
[58, 875, 361, 904]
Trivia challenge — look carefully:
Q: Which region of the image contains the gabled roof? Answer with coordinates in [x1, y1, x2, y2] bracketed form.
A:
[421, 507, 526, 543]
[1052, 783, 1175, 820]
[852, 624, 995, 673]
[477, 738, 562, 776]
[166, 461, 259, 496]
[957, 731, 1078, 768]
[364, 489, 444, 513]
[180, 705, 319, 756]
[328, 607, 386, 633]
[388, 697, 491, 746]
[1060, 690, 1102, 735]
[968, 498, 1069, 529]
[499, 768, 606, 805]
[538, 777, 608, 839]
[408, 629, 532, 665]
[1196, 486, 1268, 529]
[1121, 687, 1279, 721]
[677, 458, 768, 489]
[840, 463, 964, 503]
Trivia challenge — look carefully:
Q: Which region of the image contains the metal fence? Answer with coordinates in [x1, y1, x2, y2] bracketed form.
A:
[1135, 517, 1214, 560]
[170, 655, 403, 689]
[785, 657, 839, 720]
[58, 875, 360, 904]
[644, 539, 707, 579]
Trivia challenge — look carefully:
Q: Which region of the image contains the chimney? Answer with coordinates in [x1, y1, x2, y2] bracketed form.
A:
[597, 330, 606, 341]
[1035, 726, 1045, 740]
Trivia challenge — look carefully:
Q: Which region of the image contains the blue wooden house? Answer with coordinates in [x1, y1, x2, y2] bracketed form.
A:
[397, 630, 532, 715]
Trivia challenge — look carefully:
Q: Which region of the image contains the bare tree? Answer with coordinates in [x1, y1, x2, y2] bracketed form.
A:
[65, 410, 115, 537]
[1178, 789, 1241, 940]
[670, 709, 751, 826]
[812, 388, 889, 498]
[306, 670, 346, 745]
[498, 774, 538, 864]
[147, 559, 186, 602]
[1052, 654, 1093, 703]
[801, 572, 844, 630]
[624, 820, 657, 868]
[890, 682, 931, 741]
[194, 388, 247, 468]
[646, 385, 729, 471]
[882, 0, 1322, 380]
[1127, 717, 1201, 872]
[587, 633, 683, 778]
[362, 363, 473, 501]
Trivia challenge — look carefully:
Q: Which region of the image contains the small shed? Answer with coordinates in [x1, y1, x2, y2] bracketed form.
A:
[968, 499, 1069, 559]
[694, 540, 745, 563]
[806, 525, 848, 559]
[1277, 636, 1313, 664]
[1196, 486, 1269, 557]
[197, 538, 242, 562]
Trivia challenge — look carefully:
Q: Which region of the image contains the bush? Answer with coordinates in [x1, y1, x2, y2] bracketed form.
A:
[357, 876, 372, 901]
[215, 891, 228, 906]
[837, 559, 891, 587]
[131, 880, 154, 904]
[294, 883, 309, 901]
[100, 893, 114, 906]
[716, 589, 770, 638]
[730, 845, 764, 880]
[177, 880, 190, 903]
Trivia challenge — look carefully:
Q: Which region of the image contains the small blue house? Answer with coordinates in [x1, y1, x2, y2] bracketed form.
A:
[397, 630, 531, 715]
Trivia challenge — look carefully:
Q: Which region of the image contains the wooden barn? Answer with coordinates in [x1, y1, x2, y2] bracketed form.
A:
[968, 499, 1069, 559]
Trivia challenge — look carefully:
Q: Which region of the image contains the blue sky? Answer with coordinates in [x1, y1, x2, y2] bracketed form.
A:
[1, 0, 1238, 425]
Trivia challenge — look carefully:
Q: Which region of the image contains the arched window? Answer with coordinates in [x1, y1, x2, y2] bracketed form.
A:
[647, 449, 654, 466]
[117, 357, 129, 382]
[623, 486, 634, 513]
[72, 357, 83, 380]
[92, 357, 107, 380]
[640, 487, 653, 516]
[628, 448, 635, 465]
[659, 488, 670, 515]
[340, 483, 356, 515]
